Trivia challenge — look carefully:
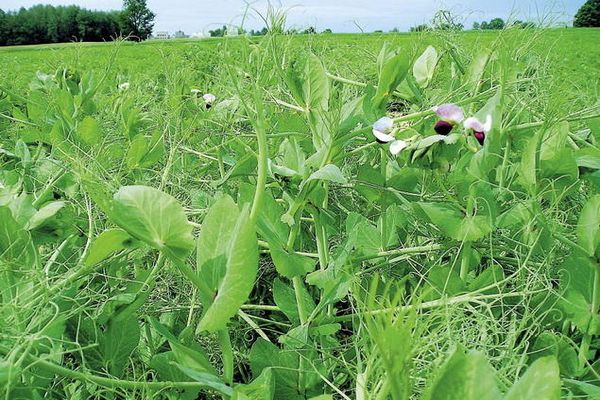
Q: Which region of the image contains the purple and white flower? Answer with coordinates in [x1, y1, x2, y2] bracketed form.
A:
[431, 103, 464, 135]
[464, 115, 492, 145]
[203, 93, 216, 104]
[372, 117, 395, 143]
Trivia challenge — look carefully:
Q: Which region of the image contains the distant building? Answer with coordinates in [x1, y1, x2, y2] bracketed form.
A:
[154, 31, 170, 39]
[174, 30, 189, 39]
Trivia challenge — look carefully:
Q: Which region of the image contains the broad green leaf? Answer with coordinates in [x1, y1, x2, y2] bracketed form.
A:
[232, 368, 274, 400]
[0, 206, 39, 268]
[413, 45, 438, 88]
[465, 49, 491, 94]
[270, 245, 316, 278]
[77, 116, 101, 145]
[272, 278, 315, 324]
[418, 202, 493, 242]
[303, 53, 329, 112]
[373, 52, 410, 109]
[125, 134, 147, 169]
[26, 201, 65, 230]
[84, 228, 140, 267]
[177, 366, 233, 396]
[576, 195, 600, 257]
[197, 196, 258, 332]
[575, 147, 600, 169]
[149, 317, 217, 375]
[110, 186, 194, 261]
[424, 347, 501, 400]
[305, 164, 348, 186]
[102, 315, 140, 377]
[504, 357, 560, 400]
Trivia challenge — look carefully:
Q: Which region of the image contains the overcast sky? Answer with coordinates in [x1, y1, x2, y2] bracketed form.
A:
[2, 1, 585, 33]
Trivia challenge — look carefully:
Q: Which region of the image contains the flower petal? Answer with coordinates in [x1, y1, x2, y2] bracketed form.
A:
[432, 103, 464, 123]
[373, 129, 396, 143]
[203, 93, 216, 104]
[482, 114, 493, 132]
[464, 117, 484, 132]
[390, 140, 408, 155]
[373, 117, 394, 134]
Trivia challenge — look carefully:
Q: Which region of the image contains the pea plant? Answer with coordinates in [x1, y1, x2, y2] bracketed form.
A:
[1, 24, 600, 400]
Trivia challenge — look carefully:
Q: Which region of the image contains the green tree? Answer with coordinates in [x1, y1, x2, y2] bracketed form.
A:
[488, 17, 505, 29]
[120, 0, 155, 41]
[574, 0, 600, 27]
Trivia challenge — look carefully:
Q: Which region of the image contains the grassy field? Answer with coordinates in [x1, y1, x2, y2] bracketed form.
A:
[1, 28, 600, 399]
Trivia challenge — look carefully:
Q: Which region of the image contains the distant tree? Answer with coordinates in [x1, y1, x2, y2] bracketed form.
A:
[322, 28, 333, 34]
[120, 0, 155, 41]
[574, 0, 600, 27]
[209, 25, 227, 37]
[303, 26, 316, 34]
[472, 21, 480, 30]
[510, 20, 536, 29]
[488, 18, 505, 30]
[0, 5, 121, 46]
[410, 24, 429, 32]
[389, 27, 399, 33]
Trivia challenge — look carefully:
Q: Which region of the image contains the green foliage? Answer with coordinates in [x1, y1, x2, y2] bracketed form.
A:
[120, 0, 155, 41]
[574, 0, 600, 27]
[0, 21, 599, 400]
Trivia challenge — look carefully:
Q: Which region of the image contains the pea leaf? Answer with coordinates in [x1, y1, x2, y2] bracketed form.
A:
[418, 202, 493, 242]
[413, 46, 438, 88]
[424, 347, 501, 400]
[577, 195, 600, 257]
[504, 356, 560, 400]
[77, 116, 101, 145]
[84, 228, 140, 267]
[110, 186, 194, 261]
[197, 195, 258, 332]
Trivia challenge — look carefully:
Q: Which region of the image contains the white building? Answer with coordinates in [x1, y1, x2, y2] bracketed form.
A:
[154, 31, 170, 40]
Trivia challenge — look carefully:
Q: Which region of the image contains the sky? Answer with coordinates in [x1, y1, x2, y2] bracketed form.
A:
[1, 0, 586, 34]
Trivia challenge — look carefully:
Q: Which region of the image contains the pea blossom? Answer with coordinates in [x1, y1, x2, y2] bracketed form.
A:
[464, 115, 492, 145]
[190, 88, 201, 95]
[118, 82, 130, 90]
[372, 117, 395, 143]
[389, 139, 408, 155]
[431, 103, 464, 135]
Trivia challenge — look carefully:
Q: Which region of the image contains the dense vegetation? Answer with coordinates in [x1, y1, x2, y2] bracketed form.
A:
[574, 0, 600, 27]
[0, 23, 600, 399]
[0, 0, 155, 46]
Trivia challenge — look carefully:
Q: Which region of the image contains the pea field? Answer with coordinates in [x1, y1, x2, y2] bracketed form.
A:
[1, 25, 600, 399]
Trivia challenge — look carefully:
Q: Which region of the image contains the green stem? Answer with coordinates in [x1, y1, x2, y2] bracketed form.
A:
[217, 329, 234, 386]
[460, 241, 472, 281]
[0, 344, 223, 392]
[249, 86, 268, 224]
[580, 261, 600, 369]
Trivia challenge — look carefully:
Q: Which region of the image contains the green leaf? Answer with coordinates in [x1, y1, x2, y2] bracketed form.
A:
[84, 228, 140, 267]
[102, 315, 140, 377]
[575, 147, 600, 169]
[305, 164, 348, 186]
[504, 357, 560, 400]
[303, 53, 329, 112]
[373, 52, 410, 110]
[110, 186, 194, 261]
[125, 134, 147, 169]
[0, 206, 39, 269]
[413, 46, 438, 88]
[272, 278, 315, 324]
[418, 202, 493, 242]
[232, 368, 274, 400]
[26, 201, 66, 230]
[149, 317, 217, 375]
[577, 195, 600, 257]
[77, 116, 101, 145]
[424, 347, 501, 400]
[197, 195, 258, 332]
[270, 245, 316, 278]
[177, 366, 233, 396]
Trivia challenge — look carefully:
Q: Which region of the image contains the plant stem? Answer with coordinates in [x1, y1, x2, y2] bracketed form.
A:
[579, 261, 600, 369]
[217, 329, 234, 386]
[460, 241, 472, 281]
[249, 85, 268, 224]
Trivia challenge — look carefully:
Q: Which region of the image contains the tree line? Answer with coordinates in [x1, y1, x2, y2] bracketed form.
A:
[0, 0, 155, 46]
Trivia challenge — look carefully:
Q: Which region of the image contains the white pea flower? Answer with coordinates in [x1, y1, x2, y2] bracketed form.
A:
[372, 117, 395, 143]
[118, 82, 130, 90]
[389, 139, 408, 155]
[191, 88, 201, 95]
[203, 93, 216, 104]
[464, 115, 493, 145]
